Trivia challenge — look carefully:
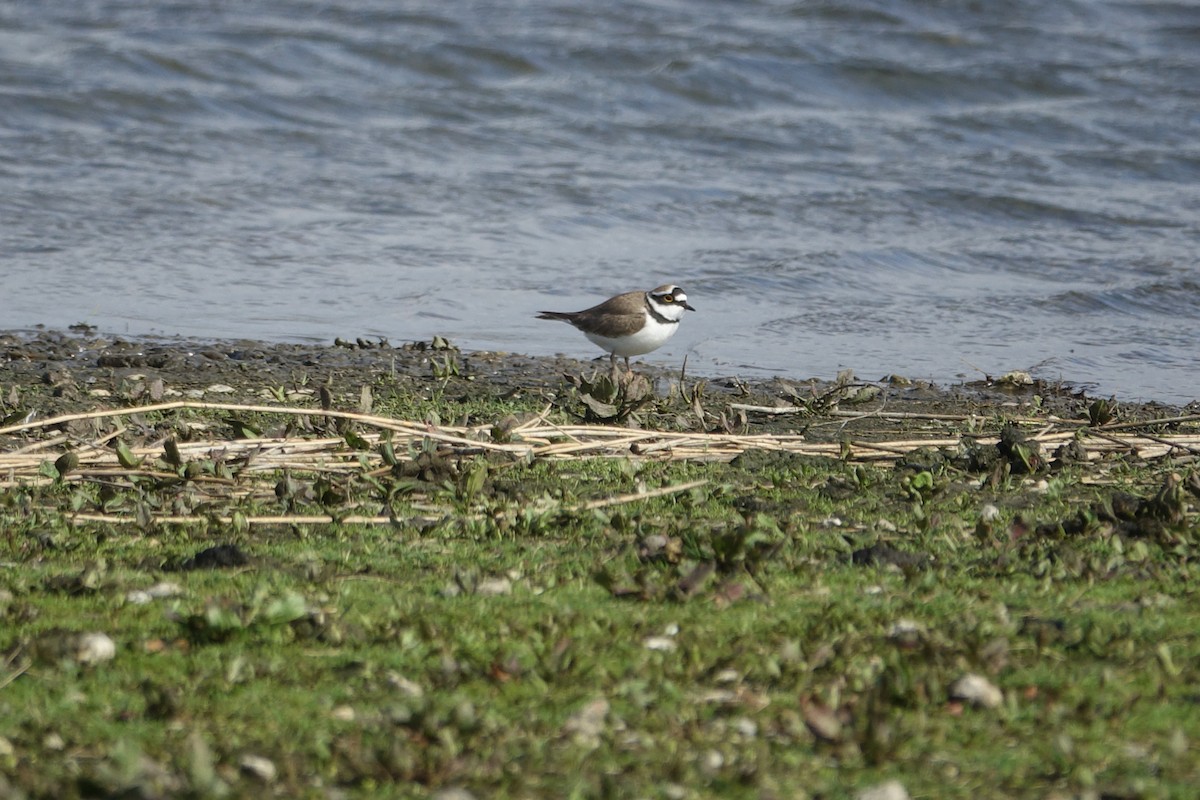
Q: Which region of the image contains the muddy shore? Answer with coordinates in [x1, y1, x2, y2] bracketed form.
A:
[3, 328, 1190, 438]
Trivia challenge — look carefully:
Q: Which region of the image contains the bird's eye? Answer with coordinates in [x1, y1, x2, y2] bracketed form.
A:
[663, 295, 674, 303]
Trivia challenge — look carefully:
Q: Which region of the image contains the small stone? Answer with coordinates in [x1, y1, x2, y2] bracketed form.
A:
[887, 619, 924, 646]
[733, 717, 758, 738]
[980, 504, 1001, 522]
[330, 705, 356, 721]
[714, 668, 741, 684]
[875, 518, 897, 533]
[801, 698, 842, 743]
[43, 733, 65, 750]
[563, 698, 609, 745]
[239, 754, 277, 783]
[0, 734, 14, 758]
[475, 577, 512, 596]
[949, 673, 1003, 709]
[643, 636, 677, 652]
[857, 780, 910, 800]
[663, 785, 687, 800]
[126, 580, 185, 604]
[385, 672, 424, 698]
[431, 789, 477, 800]
[205, 384, 236, 394]
[75, 632, 116, 665]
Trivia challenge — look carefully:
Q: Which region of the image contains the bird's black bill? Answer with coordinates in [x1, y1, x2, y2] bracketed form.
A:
[682, 301, 696, 311]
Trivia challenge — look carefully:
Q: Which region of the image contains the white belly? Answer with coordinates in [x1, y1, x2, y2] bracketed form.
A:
[583, 319, 679, 357]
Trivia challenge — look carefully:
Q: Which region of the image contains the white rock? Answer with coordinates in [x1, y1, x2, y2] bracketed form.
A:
[475, 577, 512, 596]
[75, 632, 116, 665]
[643, 636, 677, 652]
[239, 754, 276, 783]
[205, 384, 236, 394]
[733, 717, 758, 738]
[385, 672, 425, 698]
[949, 673, 1003, 709]
[714, 668, 741, 684]
[126, 581, 183, 605]
[980, 504, 1001, 522]
[857, 780, 910, 800]
[431, 789, 477, 800]
[887, 619, 924, 645]
[146, 581, 183, 598]
[563, 698, 609, 744]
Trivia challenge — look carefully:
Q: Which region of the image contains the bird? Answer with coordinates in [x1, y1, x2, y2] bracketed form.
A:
[536, 284, 695, 370]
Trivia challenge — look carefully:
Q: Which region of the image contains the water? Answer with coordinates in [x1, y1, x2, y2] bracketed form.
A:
[2, 0, 1198, 403]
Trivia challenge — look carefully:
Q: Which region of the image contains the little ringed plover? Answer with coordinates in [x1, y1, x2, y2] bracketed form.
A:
[536, 284, 695, 369]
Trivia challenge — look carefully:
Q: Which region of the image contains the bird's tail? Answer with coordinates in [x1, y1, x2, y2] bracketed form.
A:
[535, 311, 574, 321]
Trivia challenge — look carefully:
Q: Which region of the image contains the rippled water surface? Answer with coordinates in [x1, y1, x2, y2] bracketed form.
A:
[3, 1, 1198, 402]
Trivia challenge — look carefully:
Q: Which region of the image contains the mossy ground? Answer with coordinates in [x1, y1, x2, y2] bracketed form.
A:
[1, 332, 1197, 799]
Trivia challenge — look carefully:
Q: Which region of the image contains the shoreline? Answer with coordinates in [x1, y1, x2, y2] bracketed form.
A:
[2, 328, 1191, 424]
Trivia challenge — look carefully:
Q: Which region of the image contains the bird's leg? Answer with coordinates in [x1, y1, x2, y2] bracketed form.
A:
[617, 355, 634, 388]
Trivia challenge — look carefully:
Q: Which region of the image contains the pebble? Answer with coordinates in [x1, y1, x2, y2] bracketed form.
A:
[75, 632, 116, 665]
[431, 789, 477, 800]
[563, 698, 609, 744]
[949, 673, 1003, 709]
[239, 754, 277, 783]
[733, 717, 758, 738]
[714, 668, 741, 683]
[126, 581, 183, 605]
[887, 619, 924, 646]
[857, 780, 910, 800]
[385, 672, 424, 698]
[701, 749, 724, 773]
[125, 590, 153, 605]
[643, 636, 677, 652]
[146, 581, 183, 598]
[980, 504, 1001, 522]
[475, 577, 512, 596]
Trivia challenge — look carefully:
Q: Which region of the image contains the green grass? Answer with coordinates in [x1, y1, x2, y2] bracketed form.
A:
[2, 377, 1198, 799]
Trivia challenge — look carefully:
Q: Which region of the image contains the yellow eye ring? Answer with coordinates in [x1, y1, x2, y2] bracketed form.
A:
[663, 295, 674, 303]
